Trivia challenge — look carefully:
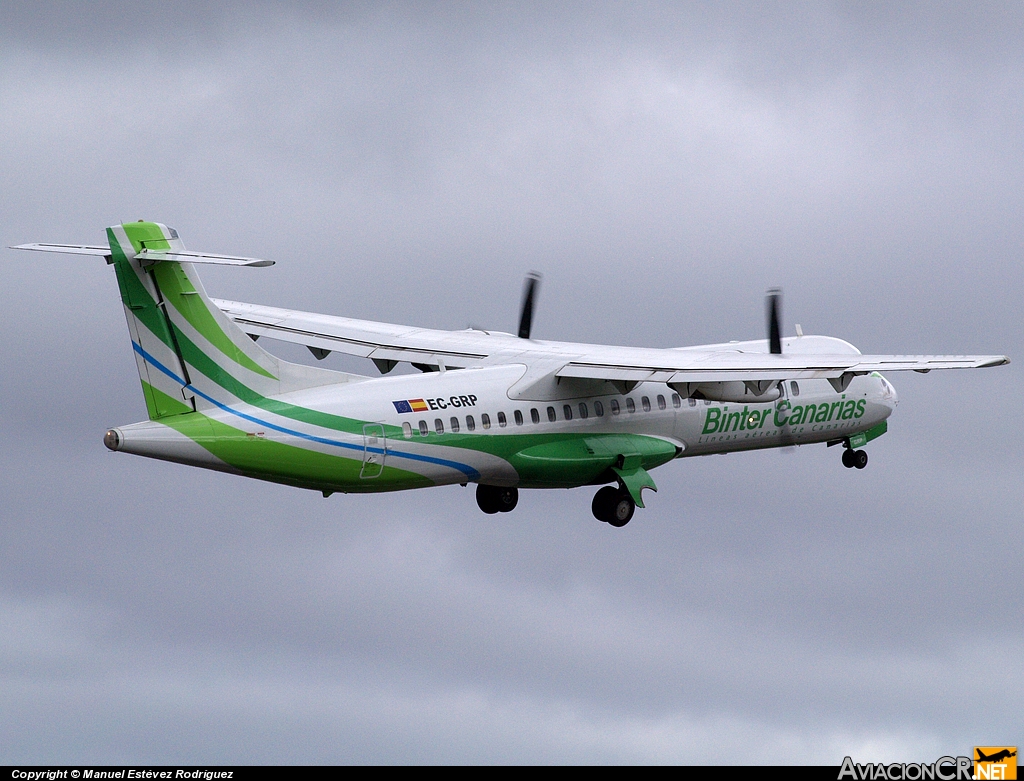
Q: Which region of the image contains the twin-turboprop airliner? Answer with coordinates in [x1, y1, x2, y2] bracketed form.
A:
[14, 222, 1009, 527]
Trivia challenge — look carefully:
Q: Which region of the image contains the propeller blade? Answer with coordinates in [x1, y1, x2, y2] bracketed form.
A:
[766, 288, 782, 354]
[518, 272, 541, 339]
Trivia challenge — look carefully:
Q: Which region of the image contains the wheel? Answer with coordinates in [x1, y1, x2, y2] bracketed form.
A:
[853, 449, 868, 469]
[476, 484, 501, 514]
[842, 449, 855, 468]
[496, 486, 519, 513]
[591, 486, 619, 522]
[607, 491, 635, 528]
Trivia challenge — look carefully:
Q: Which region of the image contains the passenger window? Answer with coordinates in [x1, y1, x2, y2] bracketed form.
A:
[791, 381, 800, 396]
[626, 398, 636, 413]
[435, 418, 445, 435]
[579, 402, 589, 419]
[466, 415, 476, 432]
[594, 400, 604, 417]
[514, 410, 524, 426]
[610, 398, 620, 415]
[657, 395, 666, 410]
[563, 404, 573, 421]
[402, 422, 412, 439]
[450, 416, 460, 433]
[481, 413, 491, 430]
[547, 406, 557, 422]
[531, 408, 540, 424]
[641, 396, 651, 412]
[497, 411, 507, 428]
[418, 420, 429, 436]
[688, 397, 697, 407]
[672, 393, 681, 408]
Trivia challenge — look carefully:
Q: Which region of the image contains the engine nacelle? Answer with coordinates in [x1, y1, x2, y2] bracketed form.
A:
[669, 380, 781, 404]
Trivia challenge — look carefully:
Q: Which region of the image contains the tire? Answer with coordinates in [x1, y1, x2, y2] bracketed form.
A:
[591, 486, 619, 522]
[842, 449, 855, 468]
[607, 491, 635, 528]
[497, 487, 519, 512]
[476, 484, 501, 514]
[853, 450, 868, 469]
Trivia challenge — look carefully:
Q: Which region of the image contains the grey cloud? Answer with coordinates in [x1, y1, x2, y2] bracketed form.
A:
[1, 1, 1021, 764]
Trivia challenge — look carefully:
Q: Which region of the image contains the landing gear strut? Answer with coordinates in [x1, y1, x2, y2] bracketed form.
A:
[842, 448, 868, 469]
[476, 484, 519, 514]
[592, 486, 635, 527]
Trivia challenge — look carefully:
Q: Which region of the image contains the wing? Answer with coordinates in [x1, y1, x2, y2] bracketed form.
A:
[213, 299, 1009, 389]
[213, 298, 518, 370]
[556, 351, 1009, 385]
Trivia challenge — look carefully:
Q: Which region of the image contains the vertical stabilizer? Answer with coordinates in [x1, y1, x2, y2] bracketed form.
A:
[106, 222, 341, 420]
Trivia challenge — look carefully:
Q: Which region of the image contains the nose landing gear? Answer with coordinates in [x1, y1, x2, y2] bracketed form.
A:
[842, 447, 868, 469]
[592, 486, 636, 527]
[476, 484, 519, 514]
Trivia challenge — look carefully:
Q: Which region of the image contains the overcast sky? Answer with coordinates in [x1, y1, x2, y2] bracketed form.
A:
[1, 1, 1021, 764]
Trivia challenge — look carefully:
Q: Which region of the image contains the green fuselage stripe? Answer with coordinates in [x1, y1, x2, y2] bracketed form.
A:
[142, 382, 433, 492]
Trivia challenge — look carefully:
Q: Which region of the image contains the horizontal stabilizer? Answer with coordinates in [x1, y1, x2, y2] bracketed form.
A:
[11, 243, 110, 256]
[11, 243, 274, 267]
[136, 249, 274, 267]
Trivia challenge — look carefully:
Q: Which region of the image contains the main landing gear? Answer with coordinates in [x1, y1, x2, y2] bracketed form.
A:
[476, 484, 519, 514]
[592, 486, 636, 527]
[842, 447, 868, 469]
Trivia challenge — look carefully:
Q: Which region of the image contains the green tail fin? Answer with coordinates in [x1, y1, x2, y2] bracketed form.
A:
[106, 221, 341, 420]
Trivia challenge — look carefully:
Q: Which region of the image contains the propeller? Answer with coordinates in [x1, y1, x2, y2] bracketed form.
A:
[766, 287, 796, 450]
[518, 272, 541, 339]
[766, 288, 782, 354]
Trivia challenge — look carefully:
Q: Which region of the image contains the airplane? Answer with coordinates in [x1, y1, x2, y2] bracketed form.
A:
[976, 750, 1017, 763]
[12, 221, 1010, 527]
